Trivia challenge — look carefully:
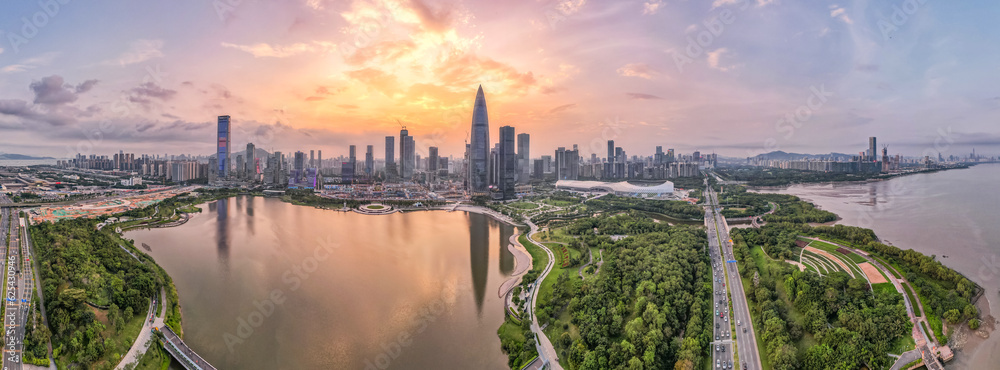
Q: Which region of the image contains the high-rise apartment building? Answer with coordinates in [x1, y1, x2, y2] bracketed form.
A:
[499, 126, 517, 199]
[385, 136, 396, 178]
[517, 133, 530, 184]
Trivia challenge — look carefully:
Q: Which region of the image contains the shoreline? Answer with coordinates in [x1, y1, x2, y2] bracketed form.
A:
[747, 169, 1000, 369]
[743, 163, 979, 191]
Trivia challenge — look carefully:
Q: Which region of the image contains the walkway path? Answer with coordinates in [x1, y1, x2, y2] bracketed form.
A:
[115, 288, 166, 370]
[800, 236, 945, 370]
[577, 247, 593, 279]
[524, 219, 563, 370]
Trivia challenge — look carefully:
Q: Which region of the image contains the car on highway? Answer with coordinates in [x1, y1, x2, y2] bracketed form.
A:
[743, 327, 747, 333]
[737, 320, 741, 326]
[716, 359, 720, 368]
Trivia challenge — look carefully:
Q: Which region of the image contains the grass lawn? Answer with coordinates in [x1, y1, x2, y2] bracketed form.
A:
[890, 331, 917, 355]
[366, 205, 384, 209]
[541, 199, 578, 207]
[808, 241, 867, 279]
[519, 233, 548, 276]
[913, 286, 945, 341]
[68, 307, 146, 369]
[874, 256, 902, 279]
[133, 340, 174, 370]
[903, 284, 922, 317]
[872, 283, 898, 296]
[802, 250, 845, 275]
[508, 202, 540, 210]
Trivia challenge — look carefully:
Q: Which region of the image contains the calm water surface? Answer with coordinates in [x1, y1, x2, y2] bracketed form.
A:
[127, 196, 514, 369]
[757, 163, 1000, 369]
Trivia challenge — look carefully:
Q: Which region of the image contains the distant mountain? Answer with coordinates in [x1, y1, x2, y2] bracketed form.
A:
[207, 148, 272, 160]
[752, 151, 855, 161]
[0, 153, 54, 160]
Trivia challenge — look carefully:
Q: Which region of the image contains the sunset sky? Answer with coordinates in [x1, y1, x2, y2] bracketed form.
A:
[1, 0, 998, 159]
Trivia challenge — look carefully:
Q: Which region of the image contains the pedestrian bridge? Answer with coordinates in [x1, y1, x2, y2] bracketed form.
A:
[160, 326, 218, 370]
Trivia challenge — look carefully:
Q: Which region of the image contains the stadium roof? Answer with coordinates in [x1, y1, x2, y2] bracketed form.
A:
[555, 180, 674, 195]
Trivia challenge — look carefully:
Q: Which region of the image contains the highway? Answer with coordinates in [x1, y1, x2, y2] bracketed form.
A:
[706, 185, 761, 370]
[3, 209, 24, 370]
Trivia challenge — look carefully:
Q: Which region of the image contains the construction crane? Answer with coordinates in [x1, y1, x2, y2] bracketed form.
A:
[396, 119, 406, 130]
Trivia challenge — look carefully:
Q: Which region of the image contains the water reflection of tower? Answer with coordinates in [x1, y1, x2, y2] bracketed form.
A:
[498, 223, 514, 275]
[469, 213, 489, 314]
[216, 198, 230, 266]
[245, 196, 255, 235]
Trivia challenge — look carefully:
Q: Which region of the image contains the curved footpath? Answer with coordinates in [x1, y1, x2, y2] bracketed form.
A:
[523, 219, 563, 370]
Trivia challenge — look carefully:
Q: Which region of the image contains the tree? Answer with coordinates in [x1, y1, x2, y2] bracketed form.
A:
[969, 319, 981, 330]
[944, 309, 961, 324]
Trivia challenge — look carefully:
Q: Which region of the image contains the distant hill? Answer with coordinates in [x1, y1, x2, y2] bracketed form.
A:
[752, 151, 855, 161]
[207, 148, 272, 160]
[0, 153, 54, 160]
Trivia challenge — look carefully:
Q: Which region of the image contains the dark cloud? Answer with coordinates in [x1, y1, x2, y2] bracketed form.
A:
[76, 80, 99, 93]
[1, 75, 100, 126]
[548, 103, 576, 114]
[626, 93, 664, 100]
[161, 113, 180, 119]
[0, 99, 76, 126]
[409, 0, 454, 32]
[31, 75, 80, 105]
[129, 82, 177, 101]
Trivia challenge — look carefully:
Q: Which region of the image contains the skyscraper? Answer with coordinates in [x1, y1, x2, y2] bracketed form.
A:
[868, 137, 877, 162]
[217, 115, 231, 177]
[400, 129, 415, 180]
[385, 136, 396, 178]
[245, 142, 255, 179]
[310, 150, 315, 168]
[428, 146, 439, 172]
[499, 126, 517, 199]
[349, 145, 357, 167]
[517, 133, 530, 184]
[469, 85, 490, 193]
[317, 150, 322, 170]
[400, 128, 409, 179]
[365, 145, 374, 176]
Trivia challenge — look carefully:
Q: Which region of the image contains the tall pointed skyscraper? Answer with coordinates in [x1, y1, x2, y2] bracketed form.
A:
[469, 85, 490, 193]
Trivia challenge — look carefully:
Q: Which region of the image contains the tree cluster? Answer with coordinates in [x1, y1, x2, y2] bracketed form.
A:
[585, 195, 704, 220]
[550, 225, 712, 370]
[31, 218, 161, 366]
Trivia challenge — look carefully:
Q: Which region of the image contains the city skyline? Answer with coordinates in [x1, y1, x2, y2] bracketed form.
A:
[2, 1, 1000, 158]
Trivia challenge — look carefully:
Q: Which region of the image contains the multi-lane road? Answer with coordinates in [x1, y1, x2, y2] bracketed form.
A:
[3, 209, 31, 370]
[706, 186, 761, 370]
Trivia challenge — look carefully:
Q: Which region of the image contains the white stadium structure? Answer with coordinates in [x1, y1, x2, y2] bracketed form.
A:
[554, 180, 674, 197]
